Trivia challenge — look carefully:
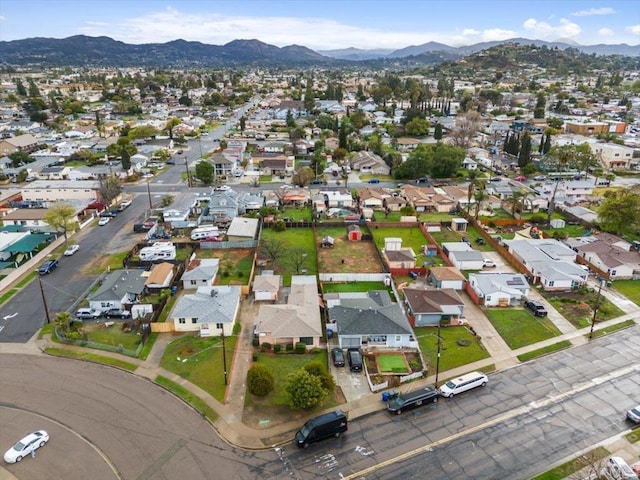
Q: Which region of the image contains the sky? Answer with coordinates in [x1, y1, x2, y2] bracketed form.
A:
[0, 0, 639, 50]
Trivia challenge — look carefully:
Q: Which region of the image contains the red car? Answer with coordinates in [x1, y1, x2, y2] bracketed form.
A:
[514, 175, 526, 181]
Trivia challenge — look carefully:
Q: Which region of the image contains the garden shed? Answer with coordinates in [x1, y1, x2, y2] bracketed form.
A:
[550, 218, 566, 229]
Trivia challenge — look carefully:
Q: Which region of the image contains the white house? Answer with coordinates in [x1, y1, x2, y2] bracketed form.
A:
[181, 258, 219, 289]
[171, 285, 241, 337]
[442, 242, 484, 270]
[468, 272, 530, 306]
[253, 274, 281, 301]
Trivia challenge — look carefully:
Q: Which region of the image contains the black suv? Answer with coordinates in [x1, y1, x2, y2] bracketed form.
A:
[331, 348, 345, 367]
[104, 308, 132, 319]
[525, 300, 548, 317]
[347, 348, 363, 372]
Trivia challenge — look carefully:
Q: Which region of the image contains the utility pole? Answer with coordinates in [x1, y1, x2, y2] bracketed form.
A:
[185, 159, 192, 188]
[589, 277, 605, 340]
[435, 321, 442, 388]
[221, 331, 228, 385]
[146, 178, 152, 210]
[37, 275, 51, 324]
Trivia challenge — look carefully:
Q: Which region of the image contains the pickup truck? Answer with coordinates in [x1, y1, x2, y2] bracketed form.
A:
[386, 386, 439, 415]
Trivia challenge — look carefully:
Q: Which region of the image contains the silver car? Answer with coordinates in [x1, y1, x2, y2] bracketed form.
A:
[627, 405, 640, 424]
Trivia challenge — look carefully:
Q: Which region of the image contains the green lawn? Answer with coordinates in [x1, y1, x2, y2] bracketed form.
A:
[414, 326, 490, 374]
[611, 279, 640, 306]
[44, 347, 138, 371]
[517, 341, 572, 362]
[84, 324, 141, 351]
[253, 350, 330, 407]
[322, 282, 388, 293]
[155, 375, 218, 422]
[478, 208, 514, 221]
[378, 354, 409, 373]
[160, 333, 238, 402]
[370, 226, 428, 257]
[546, 292, 624, 329]
[316, 226, 349, 242]
[484, 309, 562, 349]
[260, 228, 317, 285]
[530, 446, 610, 480]
[282, 206, 312, 221]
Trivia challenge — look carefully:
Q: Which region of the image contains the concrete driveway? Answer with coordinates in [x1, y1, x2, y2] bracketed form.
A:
[328, 344, 371, 402]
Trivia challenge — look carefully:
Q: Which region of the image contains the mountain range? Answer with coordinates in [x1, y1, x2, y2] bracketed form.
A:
[0, 35, 638, 67]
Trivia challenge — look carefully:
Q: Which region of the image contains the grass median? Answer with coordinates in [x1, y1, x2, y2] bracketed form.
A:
[155, 375, 218, 422]
[44, 346, 138, 371]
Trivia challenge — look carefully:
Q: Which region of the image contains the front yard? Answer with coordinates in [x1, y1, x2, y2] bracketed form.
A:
[160, 333, 238, 402]
[484, 309, 562, 349]
[414, 326, 490, 374]
[611, 279, 640, 306]
[544, 289, 625, 328]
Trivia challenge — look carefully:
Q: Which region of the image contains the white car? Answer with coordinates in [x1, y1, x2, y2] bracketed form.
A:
[63, 244, 80, 256]
[213, 185, 231, 192]
[482, 259, 496, 268]
[4, 430, 49, 463]
[98, 217, 110, 226]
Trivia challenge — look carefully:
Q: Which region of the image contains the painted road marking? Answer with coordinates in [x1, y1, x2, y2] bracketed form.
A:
[339, 363, 640, 480]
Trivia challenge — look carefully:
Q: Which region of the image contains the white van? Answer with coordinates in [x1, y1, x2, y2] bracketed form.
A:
[190, 225, 220, 241]
[438, 371, 488, 398]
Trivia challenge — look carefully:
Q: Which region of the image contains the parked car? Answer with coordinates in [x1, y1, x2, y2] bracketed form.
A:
[294, 410, 348, 448]
[347, 348, 363, 372]
[104, 308, 132, 319]
[176, 149, 183, 154]
[514, 175, 527, 182]
[166, 159, 175, 165]
[75, 308, 101, 320]
[626, 404, 640, 424]
[63, 244, 80, 256]
[331, 348, 345, 367]
[525, 300, 548, 317]
[38, 259, 58, 275]
[213, 185, 231, 192]
[482, 258, 496, 268]
[98, 217, 111, 226]
[386, 386, 439, 415]
[118, 200, 132, 211]
[438, 371, 488, 398]
[490, 177, 502, 182]
[368, 178, 380, 184]
[4, 430, 49, 463]
[475, 237, 485, 245]
[533, 175, 547, 181]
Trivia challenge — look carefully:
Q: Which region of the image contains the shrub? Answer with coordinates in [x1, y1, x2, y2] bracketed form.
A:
[457, 339, 471, 347]
[285, 369, 327, 409]
[273, 344, 282, 353]
[251, 337, 259, 347]
[295, 342, 307, 354]
[233, 323, 242, 335]
[304, 362, 335, 392]
[273, 220, 286, 232]
[252, 353, 258, 362]
[285, 343, 294, 352]
[246, 364, 275, 397]
[260, 342, 272, 352]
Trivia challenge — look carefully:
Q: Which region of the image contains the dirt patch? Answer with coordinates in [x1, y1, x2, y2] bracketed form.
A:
[318, 237, 383, 273]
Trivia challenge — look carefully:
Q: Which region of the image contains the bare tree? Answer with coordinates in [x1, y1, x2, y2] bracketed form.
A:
[567, 449, 608, 480]
[99, 175, 122, 207]
[260, 238, 286, 265]
[288, 247, 308, 274]
[450, 110, 482, 148]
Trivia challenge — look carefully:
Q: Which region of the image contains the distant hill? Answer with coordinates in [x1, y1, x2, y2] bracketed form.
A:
[0, 35, 336, 67]
[0, 35, 637, 67]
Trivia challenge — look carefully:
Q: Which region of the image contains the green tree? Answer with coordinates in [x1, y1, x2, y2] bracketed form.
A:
[405, 117, 430, 136]
[43, 202, 77, 243]
[195, 160, 214, 185]
[15, 79, 26, 96]
[286, 109, 295, 128]
[433, 123, 443, 141]
[165, 117, 182, 140]
[246, 364, 275, 397]
[546, 117, 563, 129]
[55, 311, 72, 331]
[303, 362, 335, 392]
[286, 369, 327, 409]
[8, 151, 34, 168]
[597, 190, 640, 235]
[292, 166, 315, 187]
[259, 237, 286, 265]
[518, 132, 532, 168]
[338, 122, 348, 150]
[304, 80, 315, 112]
[129, 125, 158, 140]
[239, 115, 246, 132]
[28, 79, 40, 98]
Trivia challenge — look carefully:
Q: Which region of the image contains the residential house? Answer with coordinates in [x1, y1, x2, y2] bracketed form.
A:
[226, 217, 259, 242]
[461, 157, 478, 170]
[181, 258, 219, 289]
[171, 285, 241, 337]
[565, 121, 609, 136]
[554, 180, 594, 206]
[208, 152, 236, 177]
[323, 189, 354, 209]
[327, 290, 416, 349]
[253, 275, 322, 349]
[237, 191, 264, 214]
[403, 287, 465, 326]
[428, 267, 466, 290]
[144, 262, 175, 289]
[357, 187, 385, 210]
[207, 192, 239, 220]
[38, 165, 70, 180]
[21, 180, 101, 203]
[253, 273, 281, 301]
[505, 238, 588, 290]
[395, 138, 421, 152]
[590, 142, 635, 170]
[571, 233, 640, 280]
[281, 188, 310, 206]
[384, 237, 416, 269]
[87, 269, 147, 312]
[468, 272, 530, 306]
[0, 134, 39, 156]
[350, 151, 390, 175]
[259, 155, 288, 177]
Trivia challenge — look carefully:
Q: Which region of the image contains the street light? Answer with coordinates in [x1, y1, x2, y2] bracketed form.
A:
[221, 331, 228, 386]
[589, 276, 606, 340]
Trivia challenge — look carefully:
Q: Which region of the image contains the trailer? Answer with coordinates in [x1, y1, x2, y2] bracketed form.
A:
[139, 242, 176, 261]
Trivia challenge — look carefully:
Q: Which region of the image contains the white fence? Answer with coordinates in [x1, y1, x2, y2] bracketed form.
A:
[400, 371, 424, 384]
[319, 273, 391, 283]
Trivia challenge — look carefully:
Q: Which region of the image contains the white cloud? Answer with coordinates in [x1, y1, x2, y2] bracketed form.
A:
[598, 28, 614, 37]
[481, 28, 518, 41]
[522, 17, 581, 39]
[571, 7, 615, 17]
[627, 24, 640, 35]
[0, 15, 5, 21]
[462, 28, 480, 36]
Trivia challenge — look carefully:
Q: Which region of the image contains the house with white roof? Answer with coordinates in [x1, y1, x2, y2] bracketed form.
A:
[505, 238, 588, 290]
[468, 272, 530, 307]
[171, 285, 241, 337]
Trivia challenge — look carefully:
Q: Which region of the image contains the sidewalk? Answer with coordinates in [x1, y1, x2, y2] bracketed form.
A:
[2, 308, 638, 453]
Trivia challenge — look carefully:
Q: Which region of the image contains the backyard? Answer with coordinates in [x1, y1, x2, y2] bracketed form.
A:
[428, 225, 495, 252]
[160, 333, 238, 403]
[414, 326, 490, 374]
[197, 247, 254, 285]
[281, 206, 312, 221]
[316, 226, 383, 273]
[611, 279, 640, 306]
[370, 225, 429, 258]
[322, 281, 389, 294]
[484, 309, 562, 349]
[260, 228, 318, 285]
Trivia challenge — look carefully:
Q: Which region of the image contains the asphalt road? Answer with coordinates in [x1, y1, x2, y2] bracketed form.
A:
[1, 326, 638, 479]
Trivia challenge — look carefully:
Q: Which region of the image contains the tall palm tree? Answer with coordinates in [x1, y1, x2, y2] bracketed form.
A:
[466, 170, 478, 215]
[509, 190, 524, 217]
[473, 182, 487, 220]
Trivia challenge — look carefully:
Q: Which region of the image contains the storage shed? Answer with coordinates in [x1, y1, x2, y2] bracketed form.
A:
[347, 224, 362, 241]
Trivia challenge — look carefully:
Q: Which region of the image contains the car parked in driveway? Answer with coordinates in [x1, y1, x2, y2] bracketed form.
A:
[347, 348, 363, 372]
[75, 308, 101, 320]
[331, 347, 345, 367]
[104, 308, 132, 319]
[63, 244, 80, 256]
[38, 259, 58, 275]
[525, 300, 548, 317]
[482, 258, 496, 268]
[4, 430, 49, 463]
